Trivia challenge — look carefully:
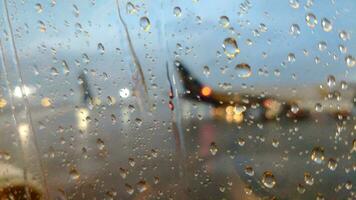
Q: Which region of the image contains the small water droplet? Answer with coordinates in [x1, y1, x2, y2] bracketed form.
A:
[304, 172, 314, 185]
[140, 17, 151, 32]
[125, 184, 134, 195]
[305, 13, 317, 28]
[96, 138, 105, 151]
[261, 171, 276, 188]
[235, 63, 252, 78]
[345, 55, 355, 67]
[311, 146, 325, 164]
[327, 75, 336, 88]
[128, 157, 136, 167]
[244, 166, 255, 176]
[289, 24, 300, 36]
[222, 38, 240, 59]
[209, 142, 218, 156]
[297, 183, 305, 194]
[321, 18, 332, 32]
[328, 158, 337, 171]
[136, 180, 148, 193]
[97, 43, 105, 55]
[126, 2, 137, 14]
[339, 30, 350, 41]
[318, 41, 327, 51]
[173, 6, 182, 17]
[38, 20, 46, 32]
[289, 0, 300, 9]
[203, 65, 210, 76]
[35, 3, 43, 13]
[219, 16, 230, 28]
[69, 168, 80, 180]
[315, 103, 323, 112]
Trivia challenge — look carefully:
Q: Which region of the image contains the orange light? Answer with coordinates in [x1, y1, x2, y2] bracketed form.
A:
[201, 86, 212, 97]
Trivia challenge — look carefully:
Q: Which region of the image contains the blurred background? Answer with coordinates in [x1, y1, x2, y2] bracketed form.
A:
[0, 0, 355, 199]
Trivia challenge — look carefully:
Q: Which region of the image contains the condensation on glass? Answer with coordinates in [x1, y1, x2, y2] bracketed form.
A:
[0, 0, 355, 199]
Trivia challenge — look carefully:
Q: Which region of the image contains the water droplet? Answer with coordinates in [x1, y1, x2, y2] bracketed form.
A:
[297, 183, 305, 194]
[289, 0, 300, 9]
[304, 172, 314, 185]
[345, 55, 355, 67]
[0, 151, 11, 160]
[244, 186, 252, 195]
[38, 20, 46, 32]
[235, 63, 252, 78]
[345, 181, 352, 190]
[209, 142, 218, 156]
[261, 171, 276, 188]
[41, 97, 52, 107]
[328, 158, 337, 171]
[219, 16, 230, 28]
[272, 139, 279, 148]
[244, 166, 255, 176]
[72, 4, 79, 17]
[321, 18, 332, 32]
[238, 137, 245, 146]
[318, 41, 327, 51]
[125, 184, 134, 195]
[173, 6, 182, 17]
[311, 146, 325, 164]
[287, 53, 296, 63]
[327, 75, 336, 88]
[305, 13, 317, 28]
[203, 65, 210, 76]
[128, 157, 136, 167]
[96, 138, 105, 151]
[126, 2, 137, 14]
[291, 103, 299, 114]
[35, 3, 43, 13]
[315, 103, 323, 112]
[62, 60, 70, 75]
[119, 167, 128, 179]
[136, 180, 148, 193]
[339, 45, 347, 54]
[140, 17, 151, 32]
[51, 67, 59, 76]
[289, 24, 300, 36]
[339, 30, 350, 41]
[97, 43, 105, 55]
[69, 168, 80, 180]
[0, 98, 7, 108]
[222, 38, 240, 59]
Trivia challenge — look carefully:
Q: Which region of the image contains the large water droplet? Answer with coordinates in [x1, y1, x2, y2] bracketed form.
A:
[222, 38, 240, 58]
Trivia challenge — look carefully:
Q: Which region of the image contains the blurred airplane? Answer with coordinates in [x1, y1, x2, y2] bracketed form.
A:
[174, 60, 355, 122]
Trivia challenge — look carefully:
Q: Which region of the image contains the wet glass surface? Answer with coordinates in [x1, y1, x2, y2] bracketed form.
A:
[0, 0, 355, 199]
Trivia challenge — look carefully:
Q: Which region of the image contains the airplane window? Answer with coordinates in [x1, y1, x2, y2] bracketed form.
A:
[0, 0, 355, 199]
